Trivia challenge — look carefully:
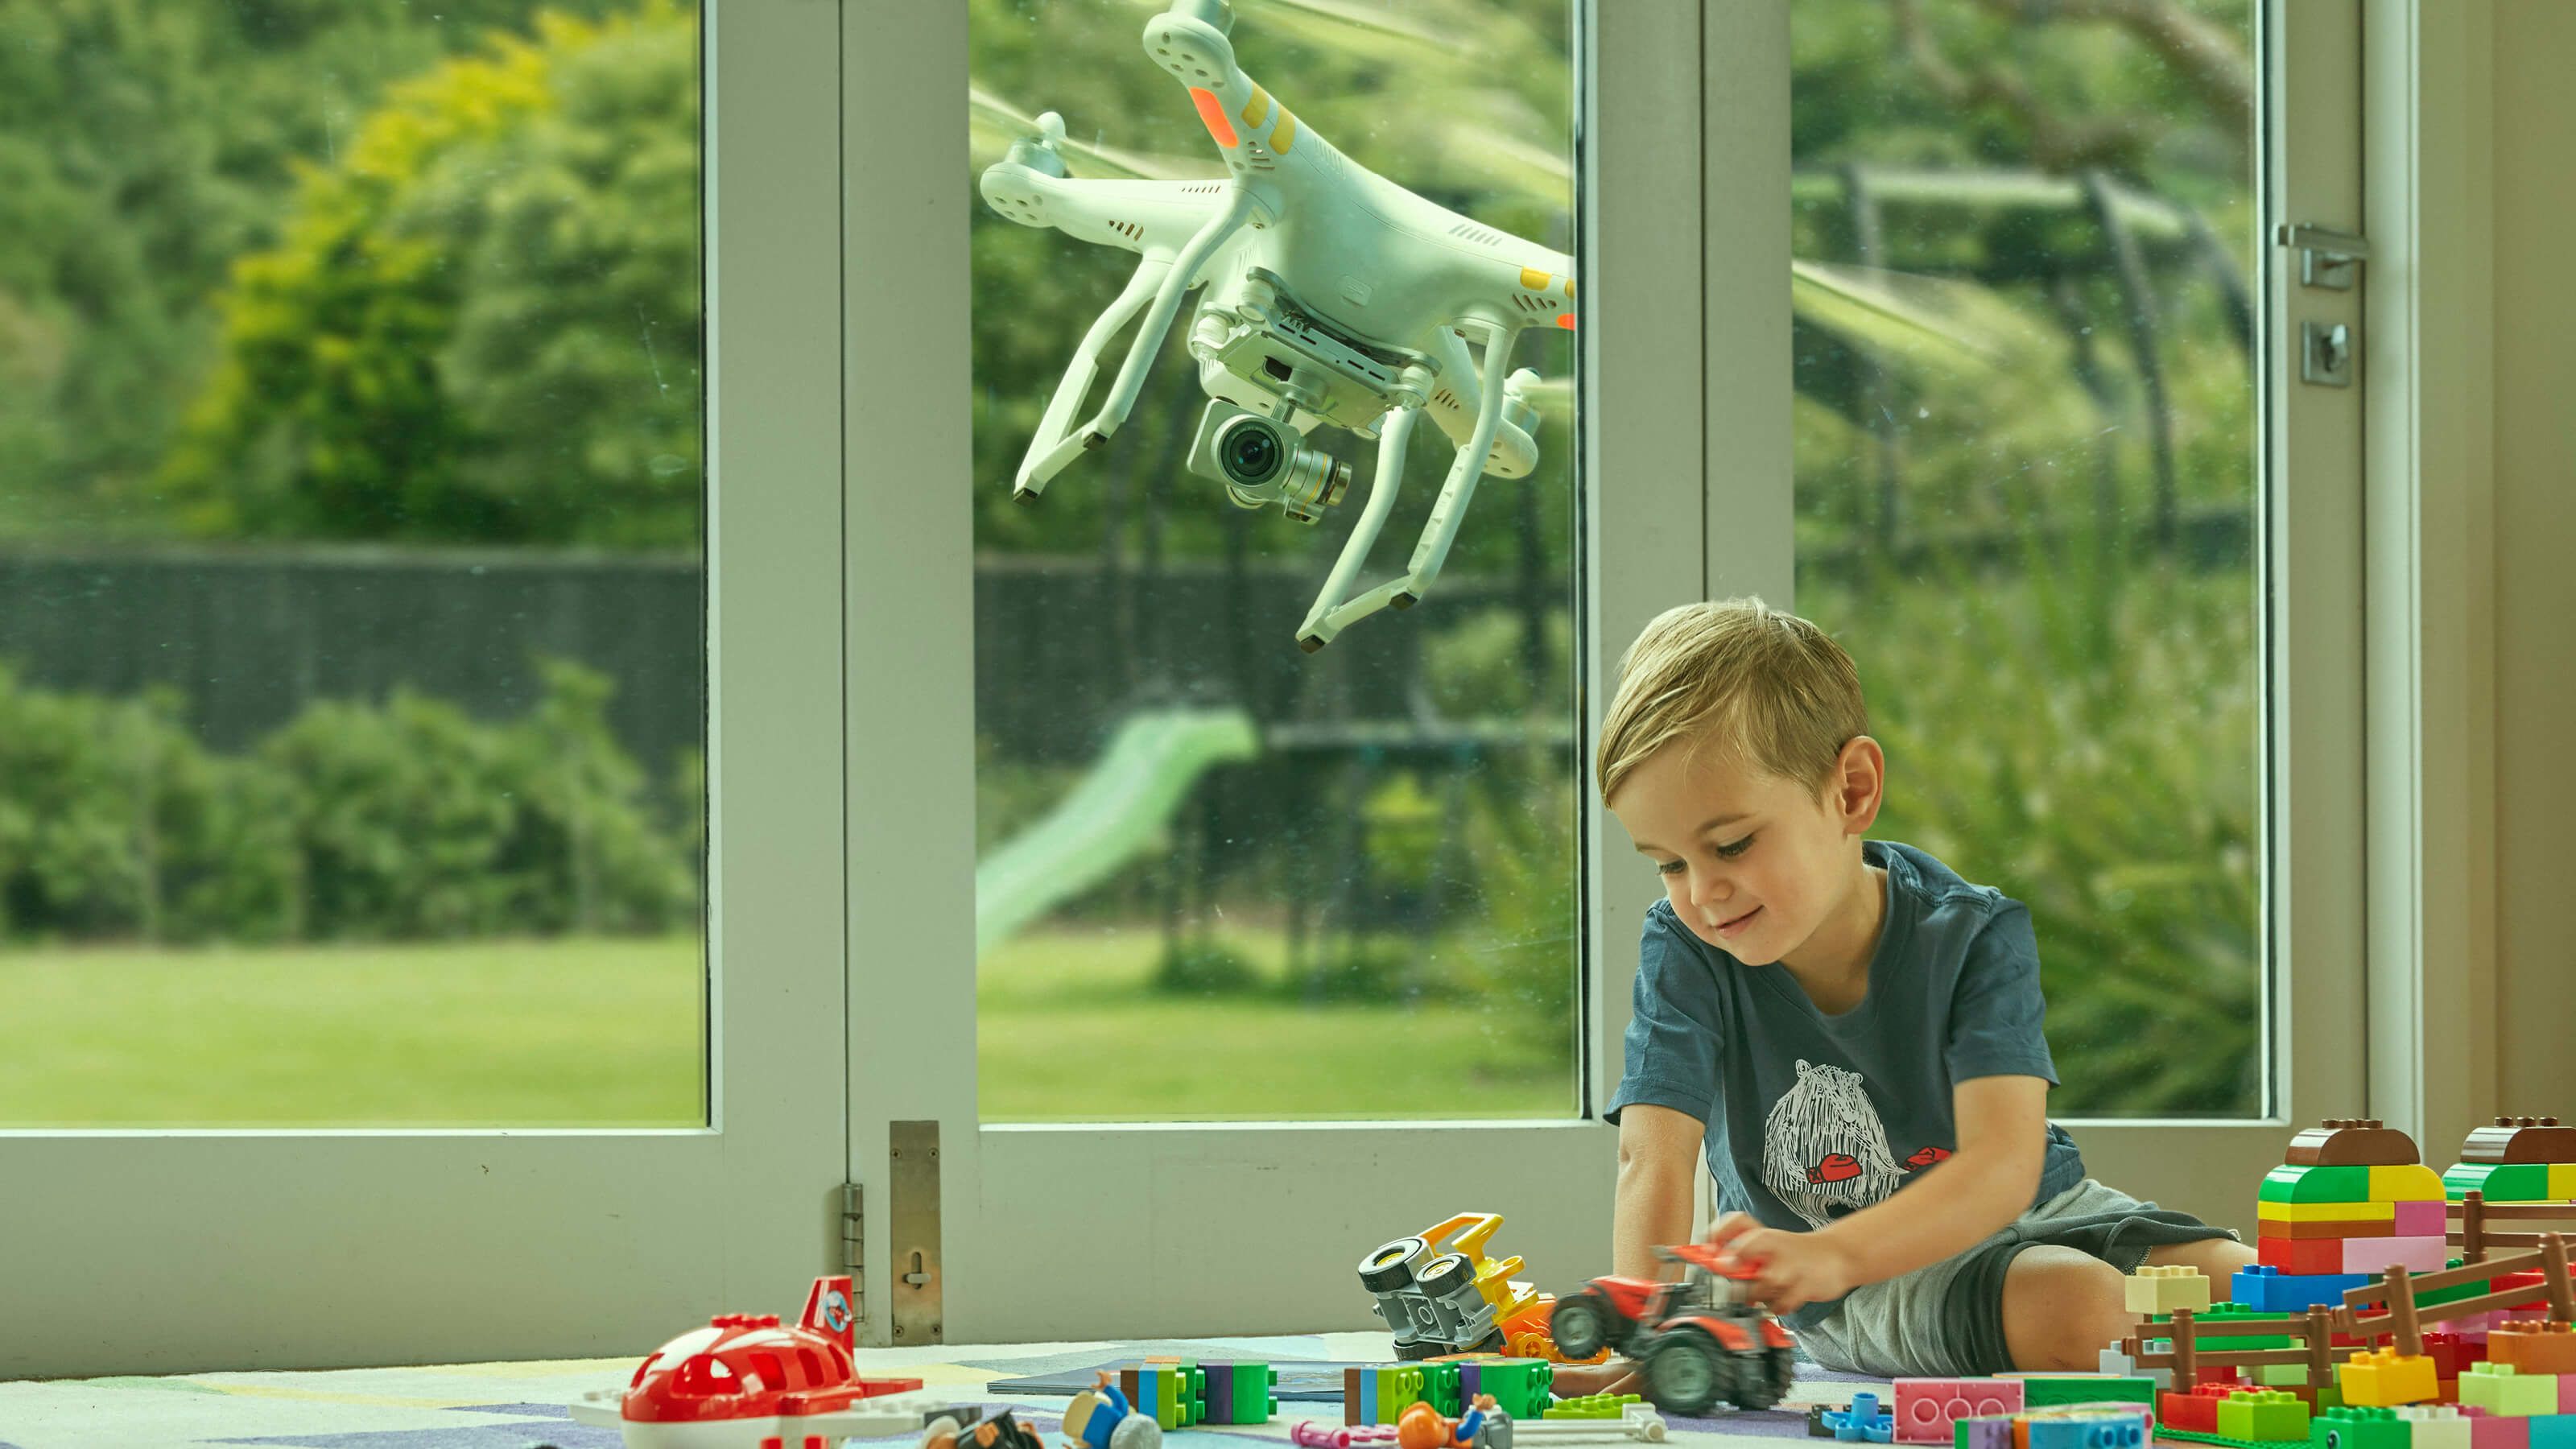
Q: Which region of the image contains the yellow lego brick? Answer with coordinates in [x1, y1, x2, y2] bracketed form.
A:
[2338, 1349, 2439, 1407]
[2259, 1199, 2397, 1223]
[2551, 1162, 2576, 1201]
[2125, 1265, 2214, 1315]
[2368, 1165, 2446, 1203]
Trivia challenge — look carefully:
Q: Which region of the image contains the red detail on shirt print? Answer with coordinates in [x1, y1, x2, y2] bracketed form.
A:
[1903, 1145, 1954, 1170]
[1805, 1153, 1863, 1184]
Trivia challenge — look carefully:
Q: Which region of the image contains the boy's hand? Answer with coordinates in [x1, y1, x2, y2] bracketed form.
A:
[1707, 1211, 1857, 1315]
[1544, 1360, 1643, 1399]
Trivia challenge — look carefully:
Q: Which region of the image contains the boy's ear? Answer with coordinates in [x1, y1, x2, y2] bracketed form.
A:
[1831, 736, 1885, 835]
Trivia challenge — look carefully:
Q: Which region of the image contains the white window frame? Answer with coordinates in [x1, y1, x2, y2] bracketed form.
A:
[0, 0, 852, 1377]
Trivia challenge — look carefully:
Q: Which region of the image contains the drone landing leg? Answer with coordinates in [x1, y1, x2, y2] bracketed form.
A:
[1294, 406, 1419, 652]
[1054, 183, 1254, 460]
[1399, 320, 1517, 598]
[1014, 252, 1173, 500]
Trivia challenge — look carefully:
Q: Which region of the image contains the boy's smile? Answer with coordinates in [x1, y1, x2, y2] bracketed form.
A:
[1608, 734, 1889, 1001]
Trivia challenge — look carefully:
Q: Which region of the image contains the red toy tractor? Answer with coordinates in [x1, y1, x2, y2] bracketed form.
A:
[1545, 1242, 1797, 1416]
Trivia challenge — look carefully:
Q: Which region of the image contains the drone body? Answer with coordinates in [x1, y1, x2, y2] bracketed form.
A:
[979, 0, 1575, 650]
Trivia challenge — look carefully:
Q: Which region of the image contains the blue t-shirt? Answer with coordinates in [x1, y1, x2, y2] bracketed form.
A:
[1604, 839, 2087, 1327]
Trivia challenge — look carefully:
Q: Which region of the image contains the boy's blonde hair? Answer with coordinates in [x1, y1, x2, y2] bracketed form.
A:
[1596, 597, 1868, 803]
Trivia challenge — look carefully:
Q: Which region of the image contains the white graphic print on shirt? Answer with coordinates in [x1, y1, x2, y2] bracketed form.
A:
[1760, 1059, 1905, 1229]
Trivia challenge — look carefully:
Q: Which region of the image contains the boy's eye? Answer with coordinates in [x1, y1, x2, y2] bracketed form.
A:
[1655, 859, 1686, 877]
[1713, 834, 1755, 859]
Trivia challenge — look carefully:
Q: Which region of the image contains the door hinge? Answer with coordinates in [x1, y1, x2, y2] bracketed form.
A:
[840, 1181, 865, 1327]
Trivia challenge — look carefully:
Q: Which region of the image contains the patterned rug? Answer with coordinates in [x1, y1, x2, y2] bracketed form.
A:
[0, 1331, 1880, 1449]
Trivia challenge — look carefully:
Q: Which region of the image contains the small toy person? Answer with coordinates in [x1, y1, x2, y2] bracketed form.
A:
[1397, 1393, 1498, 1449]
[1063, 1369, 1163, 1449]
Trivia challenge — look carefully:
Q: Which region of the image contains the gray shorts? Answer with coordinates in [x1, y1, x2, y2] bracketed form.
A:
[1794, 1177, 2238, 1378]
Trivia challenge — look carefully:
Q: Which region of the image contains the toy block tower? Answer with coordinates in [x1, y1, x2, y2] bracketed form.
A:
[2241, 1120, 2450, 1312]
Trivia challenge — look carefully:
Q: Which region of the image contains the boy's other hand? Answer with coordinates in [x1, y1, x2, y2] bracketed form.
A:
[1543, 1360, 1643, 1399]
[1706, 1211, 1856, 1315]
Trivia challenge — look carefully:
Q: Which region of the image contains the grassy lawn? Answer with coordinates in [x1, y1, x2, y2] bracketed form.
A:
[0, 927, 1577, 1126]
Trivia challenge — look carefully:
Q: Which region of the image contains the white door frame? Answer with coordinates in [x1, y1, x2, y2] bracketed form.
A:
[0, 0, 852, 1378]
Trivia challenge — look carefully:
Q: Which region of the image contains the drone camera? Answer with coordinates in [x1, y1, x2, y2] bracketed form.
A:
[1187, 401, 1350, 523]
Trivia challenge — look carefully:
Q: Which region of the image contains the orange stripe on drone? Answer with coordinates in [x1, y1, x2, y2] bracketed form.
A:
[1190, 89, 1238, 148]
[1556, 313, 1576, 329]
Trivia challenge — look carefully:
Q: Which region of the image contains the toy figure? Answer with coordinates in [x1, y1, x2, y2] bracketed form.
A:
[1400, 1393, 1500, 1449]
[1064, 1369, 1165, 1449]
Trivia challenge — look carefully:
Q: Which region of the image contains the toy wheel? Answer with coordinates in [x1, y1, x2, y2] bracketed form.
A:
[1417, 1253, 1476, 1296]
[1360, 1236, 1429, 1291]
[1726, 1349, 1787, 1411]
[1760, 1346, 1796, 1405]
[1643, 1328, 1724, 1418]
[1547, 1290, 1617, 1360]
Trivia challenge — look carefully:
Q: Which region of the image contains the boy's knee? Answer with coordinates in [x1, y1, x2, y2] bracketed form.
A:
[2001, 1246, 2136, 1373]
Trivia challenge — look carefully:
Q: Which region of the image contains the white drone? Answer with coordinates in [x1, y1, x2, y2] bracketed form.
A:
[980, 0, 1575, 651]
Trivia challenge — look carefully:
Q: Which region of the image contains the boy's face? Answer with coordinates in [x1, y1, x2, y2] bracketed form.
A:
[1607, 736, 1884, 969]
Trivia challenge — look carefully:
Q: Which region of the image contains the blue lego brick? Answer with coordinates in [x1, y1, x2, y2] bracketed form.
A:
[2233, 1265, 2374, 1314]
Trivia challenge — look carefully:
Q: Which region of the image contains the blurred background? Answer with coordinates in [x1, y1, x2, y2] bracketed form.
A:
[0, 0, 2260, 1128]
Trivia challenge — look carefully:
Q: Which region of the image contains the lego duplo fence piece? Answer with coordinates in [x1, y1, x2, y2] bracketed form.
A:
[2491, 1324, 2576, 1376]
[2217, 1389, 2314, 1442]
[1456, 1360, 1552, 1421]
[1542, 1393, 1642, 1421]
[1345, 1366, 1425, 1426]
[1201, 1361, 1280, 1424]
[2132, 1266, 2218, 1315]
[2459, 1365, 2564, 1418]
[1895, 1378, 2025, 1443]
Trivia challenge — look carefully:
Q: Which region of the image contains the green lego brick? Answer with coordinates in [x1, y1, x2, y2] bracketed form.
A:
[2307, 1407, 2413, 1449]
[1208, 1362, 1279, 1424]
[2255, 1363, 2314, 1387]
[1542, 1393, 1644, 1420]
[1465, 1360, 1554, 1420]
[2445, 1162, 2553, 1203]
[2018, 1376, 2157, 1410]
[2419, 1261, 2492, 1309]
[2218, 1389, 2312, 1443]
[2263, 1166, 2376, 1205]
[2151, 1303, 2303, 1352]
[2159, 1430, 2288, 1449]
[1419, 1362, 1462, 1418]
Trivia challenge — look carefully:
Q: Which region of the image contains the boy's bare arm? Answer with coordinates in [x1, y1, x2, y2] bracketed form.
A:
[1612, 1103, 1704, 1280]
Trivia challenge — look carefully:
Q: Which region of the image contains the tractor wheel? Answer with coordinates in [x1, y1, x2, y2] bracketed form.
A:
[1727, 1347, 1791, 1411]
[1416, 1253, 1476, 1297]
[1358, 1236, 1429, 1292]
[1642, 1328, 1727, 1418]
[1547, 1290, 1619, 1360]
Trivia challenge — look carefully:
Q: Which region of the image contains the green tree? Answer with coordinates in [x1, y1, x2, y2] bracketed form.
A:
[162, 2, 700, 546]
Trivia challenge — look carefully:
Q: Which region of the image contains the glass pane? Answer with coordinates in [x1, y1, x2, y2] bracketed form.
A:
[1790, 2, 2261, 1115]
[969, 0, 1581, 1121]
[0, 2, 706, 1128]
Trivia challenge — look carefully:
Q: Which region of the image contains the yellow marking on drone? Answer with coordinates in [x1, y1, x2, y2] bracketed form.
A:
[1521, 267, 1551, 292]
[1564, 279, 1576, 301]
[1241, 86, 1275, 129]
[1272, 109, 1296, 153]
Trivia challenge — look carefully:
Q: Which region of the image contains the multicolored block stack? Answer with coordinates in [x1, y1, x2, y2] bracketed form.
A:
[1121, 1360, 1208, 1429]
[1949, 1403, 2149, 1449]
[1197, 1360, 1280, 1424]
[2241, 1121, 2449, 1312]
[2443, 1118, 2576, 1207]
[1344, 1357, 1552, 1426]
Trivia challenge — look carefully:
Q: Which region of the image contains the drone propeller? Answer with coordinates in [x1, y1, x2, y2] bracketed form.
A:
[968, 84, 1220, 182]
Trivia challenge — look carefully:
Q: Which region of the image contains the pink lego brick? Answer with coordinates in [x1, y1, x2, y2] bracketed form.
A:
[1894, 1380, 2027, 1444]
[2470, 1408, 2533, 1449]
[2563, 1374, 2575, 1415]
[2344, 1235, 2455, 1274]
[2396, 1200, 2448, 1236]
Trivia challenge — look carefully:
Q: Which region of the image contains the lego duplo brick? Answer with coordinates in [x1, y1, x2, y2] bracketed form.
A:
[2372, 1166, 2449, 1203]
[1455, 1360, 1551, 1420]
[2267, 1167, 2378, 1205]
[2343, 1236, 2455, 1276]
[2023, 1414, 2145, 1449]
[2268, 1201, 2401, 1224]
[1344, 1365, 1423, 1426]
[2290, 1123, 2425, 1169]
[2162, 1383, 2244, 1434]
[2531, 1414, 2576, 1449]
[1200, 1361, 1278, 1424]
[2446, 1163, 2557, 1203]
[1417, 1361, 1461, 1417]
[2343, 1351, 2442, 1409]
[2236, 1265, 2375, 1314]
[2006, 1375, 2157, 1415]
[2490, 1324, 2576, 1377]
[2130, 1266, 2216, 1315]
[2469, 1411, 2533, 1449]
[1952, 1414, 2017, 1449]
[1540, 1393, 1641, 1421]
[2268, 1215, 2404, 1242]
[2395, 1406, 2477, 1449]
[2461, 1365, 2562, 1418]
[2309, 1406, 2417, 1449]
[1895, 1377, 2025, 1443]
[2461, 1120, 2576, 1165]
[2219, 1389, 2314, 1442]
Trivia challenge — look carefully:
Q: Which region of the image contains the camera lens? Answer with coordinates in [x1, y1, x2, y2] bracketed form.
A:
[1217, 417, 1285, 485]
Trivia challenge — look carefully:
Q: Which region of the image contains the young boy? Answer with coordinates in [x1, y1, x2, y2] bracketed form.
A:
[1576, 598, 2254, 1381]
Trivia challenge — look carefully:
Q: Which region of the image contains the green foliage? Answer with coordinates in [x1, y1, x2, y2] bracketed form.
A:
[162, 2, 700, 545]
[0, 659, 693, 943]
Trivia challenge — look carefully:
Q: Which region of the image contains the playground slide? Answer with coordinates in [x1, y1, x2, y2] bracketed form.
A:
[974, 706, 1261, 956]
